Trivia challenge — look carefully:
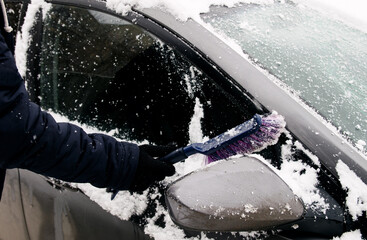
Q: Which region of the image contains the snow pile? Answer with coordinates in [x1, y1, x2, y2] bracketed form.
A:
[279, 138, 325, 207]
[336, 160, 367, 220]
[15, 0, 51, 78]
[333, 229, 363, 240]
[356, 140, 366, 151]
[251, 137, 329, 212]
[73, 184, 148, 220]
[188, 98, 205, 144]
[277, 159, 327, 209]
[184, 98, 208, 172]
[106, 0, 367, 33]
[106, 0, 273, 21]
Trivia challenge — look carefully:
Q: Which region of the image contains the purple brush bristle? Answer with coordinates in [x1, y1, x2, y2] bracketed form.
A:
[206, 112, 286, 164]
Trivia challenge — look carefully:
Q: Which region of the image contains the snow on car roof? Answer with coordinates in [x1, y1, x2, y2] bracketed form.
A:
[105, 0, 367, 32]
[106, 0, 273, 21]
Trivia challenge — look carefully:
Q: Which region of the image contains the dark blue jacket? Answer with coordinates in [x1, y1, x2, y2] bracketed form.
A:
[0, 32, 139, 197]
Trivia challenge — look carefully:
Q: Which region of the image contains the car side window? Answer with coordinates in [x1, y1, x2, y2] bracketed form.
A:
[39, 5, 256, 146]
[5, 2, 23, 35]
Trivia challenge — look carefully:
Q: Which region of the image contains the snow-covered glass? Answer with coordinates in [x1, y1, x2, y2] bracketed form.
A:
[38, 5, 252, 145]
[202, 2, 367, 149]
[5, 2, 22, 35]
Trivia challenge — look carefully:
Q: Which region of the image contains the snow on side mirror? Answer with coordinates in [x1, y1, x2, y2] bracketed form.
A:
[165, 156, 305, 232]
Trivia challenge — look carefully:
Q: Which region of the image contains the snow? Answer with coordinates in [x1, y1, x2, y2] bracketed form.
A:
[185, 97, 208, 171]
[14, 0, 50, 78]
[336, 160, 367, 221]
[188, 98, 205, 143]
[333, 229, 363, 240]
[50, 107, 210, 239]
[356, 140, 366, 151]
[293, 141, 320, 166]
[248, 135, 329, 212]
[294, 0, 367, 33]
[72, 183, 149, 220]
[106, 0, 273, 21]
[106, 0, 367, 34]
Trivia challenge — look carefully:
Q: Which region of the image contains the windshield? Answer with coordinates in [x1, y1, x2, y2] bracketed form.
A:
[202, 2, 367, 150]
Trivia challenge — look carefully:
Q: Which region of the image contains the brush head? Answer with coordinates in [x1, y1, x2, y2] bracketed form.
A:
[206, 112, 286, 163]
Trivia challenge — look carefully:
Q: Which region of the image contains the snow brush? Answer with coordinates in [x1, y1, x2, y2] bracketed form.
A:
[160, 112, 286, 164]
[109, 112, 285, 200]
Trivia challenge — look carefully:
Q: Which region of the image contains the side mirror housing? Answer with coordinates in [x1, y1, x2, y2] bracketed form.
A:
[165, 156, 305, 232]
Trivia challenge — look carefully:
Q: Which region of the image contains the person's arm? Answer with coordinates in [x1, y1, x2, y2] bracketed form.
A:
[0, 33, 140, 191]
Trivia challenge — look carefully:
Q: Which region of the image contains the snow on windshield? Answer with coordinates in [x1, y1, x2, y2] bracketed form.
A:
[201, 2, 367, 154]
[294, 0, 367, 33]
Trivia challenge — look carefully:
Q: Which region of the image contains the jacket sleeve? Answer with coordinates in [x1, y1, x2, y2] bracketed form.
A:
[0, 33, 139, 191]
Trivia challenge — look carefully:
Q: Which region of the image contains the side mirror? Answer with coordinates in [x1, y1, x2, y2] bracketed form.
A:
[165, 156, 305, 232]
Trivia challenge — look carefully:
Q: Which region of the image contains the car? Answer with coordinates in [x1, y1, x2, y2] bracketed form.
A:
[1, 0, 366, 239]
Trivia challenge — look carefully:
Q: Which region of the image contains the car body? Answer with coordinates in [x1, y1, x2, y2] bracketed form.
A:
[1, 0, 366, 239]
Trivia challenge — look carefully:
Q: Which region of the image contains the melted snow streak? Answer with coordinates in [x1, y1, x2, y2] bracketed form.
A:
[15, 0, 51, 77]
[188, 98, 205, 143]
[336, 160, 367, 221]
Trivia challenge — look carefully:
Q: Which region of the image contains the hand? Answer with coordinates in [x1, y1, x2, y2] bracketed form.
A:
[129, 145, 176, 192]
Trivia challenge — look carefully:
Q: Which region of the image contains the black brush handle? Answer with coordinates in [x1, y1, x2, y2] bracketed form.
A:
[159, 147, 189, 164]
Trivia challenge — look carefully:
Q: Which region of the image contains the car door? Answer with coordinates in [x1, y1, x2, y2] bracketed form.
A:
[17, 169, 149, 240]
[0, 169, 30, 240]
